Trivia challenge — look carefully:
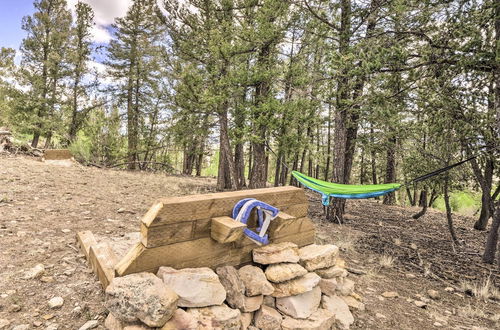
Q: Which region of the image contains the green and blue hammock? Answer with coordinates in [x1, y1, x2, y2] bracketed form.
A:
[291, 155, 478, 206]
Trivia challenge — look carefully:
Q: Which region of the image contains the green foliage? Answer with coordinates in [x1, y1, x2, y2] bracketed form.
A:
[0, 47, 16, 127]
[69, 131, 92, 163]
[19, 0, 73, 147]
[433, 191, 482, 216]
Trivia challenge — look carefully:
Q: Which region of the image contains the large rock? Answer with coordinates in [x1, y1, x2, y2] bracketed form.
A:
[281, 309, 335, 330]
[321, 295, 354, 329]
[186, 304, 241, 330]
[241, 295, 263, 313]
[271, 273, 321, 298]
[160, 309, 198, 330]
[0, 320, 10, 330]
[254, 306, 283, 330]
[315, 266, 347, 279]
[276, 286, 321, 318]
[336, 278, 354, 296]
[104, 313, 153, 329]
[238, 265, 274, 296]
[299, 245, 339, 271]
[318, 278, 337, 296]
[341, 296, 365, 311]
[105, 272, 178, 327]
[265, 263, 308, 283]
[157, 267, 226, 307]
[253, 242, 300, 265]
[263, 295, 275, 308]
[216, 266, 245, 309]
[241, 312, 253, 330]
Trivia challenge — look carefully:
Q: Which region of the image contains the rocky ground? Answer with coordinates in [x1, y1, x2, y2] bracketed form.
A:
[0, 154, 499, 329]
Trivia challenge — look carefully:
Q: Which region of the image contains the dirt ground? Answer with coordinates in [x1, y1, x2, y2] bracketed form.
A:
[0, 155, 499, 329]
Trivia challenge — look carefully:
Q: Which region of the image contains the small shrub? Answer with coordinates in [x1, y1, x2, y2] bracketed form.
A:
[379, 254, 396, 268]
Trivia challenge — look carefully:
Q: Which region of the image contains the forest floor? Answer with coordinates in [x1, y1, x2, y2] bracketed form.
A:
[0, 154, 499, 329]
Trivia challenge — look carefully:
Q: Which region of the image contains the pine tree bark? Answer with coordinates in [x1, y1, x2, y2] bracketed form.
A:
[217, 108, 239, 190]
[126, 42, 137, 170]
[370, 126, 378, 184]
[412, 188, 428, 219]
[383, 135, 397, 205]
[329, 0, 351, 223]
[325, 100, 332, 181]
[471, 157, 494, 230]
[444, 174, 459, 243]
[483, 1, 500, 263]
[249, 44, 272, 189]
[483, 204, 500, 263]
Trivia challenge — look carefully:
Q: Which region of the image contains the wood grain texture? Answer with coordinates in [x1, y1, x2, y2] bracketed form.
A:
[89, 242, 119, 289]
[279, 203, 309, 218]
[43, 149, 72, 160]
[141, 221, 194, 248]
[115, 225, 314, 276]
[274, 229, 315, 247]
[142, 186, 307, 227]
[269, 217, 315, 240]
[210, 216, 246, 243]
[76, 231, 97, 259]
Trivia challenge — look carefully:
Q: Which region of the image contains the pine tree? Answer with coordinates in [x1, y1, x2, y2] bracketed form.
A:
[19, 0, 72, 148]
[106, 0, 165, 169]
[67, 1, 96, 143]
[0, 48, 16, 127]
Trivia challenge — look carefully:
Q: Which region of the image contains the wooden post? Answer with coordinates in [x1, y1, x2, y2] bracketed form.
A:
[210, 216, 246, 243]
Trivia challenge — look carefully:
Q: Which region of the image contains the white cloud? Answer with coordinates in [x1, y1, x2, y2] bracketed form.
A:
[91, 24, 112, 43]
[67, 0, 132, 43]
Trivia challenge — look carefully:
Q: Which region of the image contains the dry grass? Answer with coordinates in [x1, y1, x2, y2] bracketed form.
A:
[460, 276, 500, 301]
[379, 254, 396, 268]
[459, 303, 487, 319]
[333, 231, 357, 252]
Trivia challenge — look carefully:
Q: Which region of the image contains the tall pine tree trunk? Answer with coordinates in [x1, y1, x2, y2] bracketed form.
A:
[325, 100, 332, 181]
[329, 0, 351, 223]
[370, 126, 378, 184]
[217, 108, 239, 190]
[250, 45, 272, 189]
[483, 2, 500, 263]
[126, 45, 137, 170]
[444, 174, 459, 243]
[383, 135, 397, 205]
[471, 157, 494, 230]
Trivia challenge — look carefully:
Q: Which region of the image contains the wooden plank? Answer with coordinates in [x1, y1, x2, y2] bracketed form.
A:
[141, 221, 194, 248]
[115, 222, 315, 276]
[269, 217, 315, 240]
[274, 229, 316, 247]
[76, 231, 97, 259]
[280, 203, 309, 218]
[142, 186, 307, 228]
[267, 212, 296, 238]
[89, 242, 119, 289]
[193, 218, 211, 239]
[210, 216, 246, 243]
[115, 238, 233, 276]
[44, 149, 72, 160]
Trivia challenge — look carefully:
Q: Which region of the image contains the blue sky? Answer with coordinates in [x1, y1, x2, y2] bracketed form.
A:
[0, 0, 132, 52]
[0, 0, 36, 50]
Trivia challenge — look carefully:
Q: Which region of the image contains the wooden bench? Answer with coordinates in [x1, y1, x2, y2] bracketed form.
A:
[43, 149, 73, 160]
[77, 186, 315, 289]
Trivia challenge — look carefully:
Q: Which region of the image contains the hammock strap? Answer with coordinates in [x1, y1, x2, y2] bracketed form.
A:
[405, 155, 477, 186]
